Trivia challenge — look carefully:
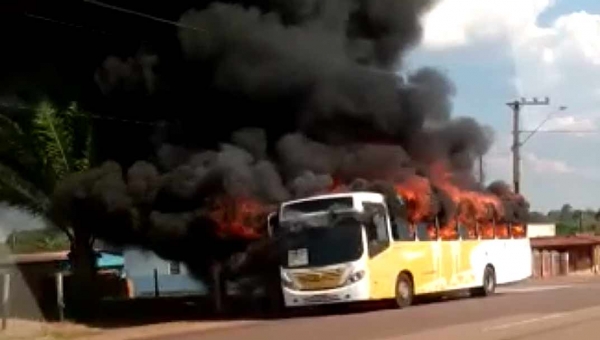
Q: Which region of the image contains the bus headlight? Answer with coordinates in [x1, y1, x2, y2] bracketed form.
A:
[345, 269, 365, 285]
[281, 272, 297, 290]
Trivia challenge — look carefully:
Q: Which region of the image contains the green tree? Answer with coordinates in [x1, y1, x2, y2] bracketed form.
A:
[0, 100, 92, 214]
[572, 209, 584, 233]
[0, 99, 97, 318]
[594, 210, 600, 234]
[6, 228, 70, 254]
[556, 222, 577, 236]
[559, 203, 573, 221]
[528, 211, 551, 223]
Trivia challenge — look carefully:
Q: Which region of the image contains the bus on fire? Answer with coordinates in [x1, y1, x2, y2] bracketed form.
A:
[267, 191, 531, 309]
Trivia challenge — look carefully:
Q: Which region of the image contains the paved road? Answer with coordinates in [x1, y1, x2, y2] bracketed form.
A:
[150, 277, 600, 340]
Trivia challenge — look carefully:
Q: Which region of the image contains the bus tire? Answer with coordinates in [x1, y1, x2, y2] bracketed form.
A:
[394, 273, 414, 308]
[472, 265, 496, 297]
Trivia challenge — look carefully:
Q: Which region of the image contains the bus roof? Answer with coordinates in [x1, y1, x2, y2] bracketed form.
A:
[281, 191, 386, 207]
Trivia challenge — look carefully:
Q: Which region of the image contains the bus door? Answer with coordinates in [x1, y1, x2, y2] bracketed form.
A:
[362, 202, 395, 299]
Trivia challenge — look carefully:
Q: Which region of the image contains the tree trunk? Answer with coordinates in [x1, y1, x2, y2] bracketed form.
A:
[68, 228, 98, 321]
[211, 262, 227, 315]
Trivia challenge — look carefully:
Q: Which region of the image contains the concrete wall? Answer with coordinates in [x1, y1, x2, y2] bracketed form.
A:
[123, 248, 208, 298]
[527, 223, 556, 238]
[532, 245, 600, 279]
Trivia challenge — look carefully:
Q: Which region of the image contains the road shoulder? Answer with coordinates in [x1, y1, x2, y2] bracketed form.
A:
[0, 319, 259, 340]
[81, 320, 259, 340]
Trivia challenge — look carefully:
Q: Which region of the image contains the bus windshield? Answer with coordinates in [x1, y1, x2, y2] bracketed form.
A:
[280, 197, 355, 221]
[277, 215, 363, 269]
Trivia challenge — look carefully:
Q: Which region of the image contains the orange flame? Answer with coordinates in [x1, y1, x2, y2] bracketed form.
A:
[511, 223, 526, 238]
[397, 161, 515, 240]
[209, 196, 270, 240]
[209, 162, 525, 241]
[329, 176, 348, 194]
[394, 176, 433, 223]
[429, 162, 487, 239]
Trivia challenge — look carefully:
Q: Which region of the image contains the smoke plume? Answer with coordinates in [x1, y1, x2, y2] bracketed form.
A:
[52, 0, 530, 281]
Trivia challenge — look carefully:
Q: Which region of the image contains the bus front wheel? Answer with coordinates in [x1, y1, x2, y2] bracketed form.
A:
[394, 273, 414, 308]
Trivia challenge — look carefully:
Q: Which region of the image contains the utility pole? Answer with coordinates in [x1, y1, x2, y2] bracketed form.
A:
[506, 97, 550, 194]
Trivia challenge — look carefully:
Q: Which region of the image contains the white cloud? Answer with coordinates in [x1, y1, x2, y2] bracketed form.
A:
[542, 48, 555, 64]
[544, 114, 598, 131]
[0, 204, 45, 242]
[553, 12, 600, 65]
[421, 0, 554, 49]
[420, 1, 600, 129]
[507, 11, 600, 131]
[484, 148, 575, 177]
[522, 152, 575, 174]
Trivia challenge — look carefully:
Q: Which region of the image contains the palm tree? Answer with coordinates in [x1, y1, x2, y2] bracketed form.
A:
[0, 99, 96, 317]
[0, 99, 91, 231]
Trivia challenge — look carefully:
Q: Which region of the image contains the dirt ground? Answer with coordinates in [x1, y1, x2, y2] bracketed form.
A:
[0, 319, 99, 340]
[0, 318, 256, 340]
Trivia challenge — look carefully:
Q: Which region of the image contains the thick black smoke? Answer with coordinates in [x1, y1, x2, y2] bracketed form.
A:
[52, 0, 529, 281]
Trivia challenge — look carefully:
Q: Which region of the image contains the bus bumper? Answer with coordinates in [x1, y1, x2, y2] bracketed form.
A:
[282, 281, 370, 307]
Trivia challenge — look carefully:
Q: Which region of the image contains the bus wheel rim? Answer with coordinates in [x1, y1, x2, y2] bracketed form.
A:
[399, 281, 410, 299]
[485, 272, 494, 291]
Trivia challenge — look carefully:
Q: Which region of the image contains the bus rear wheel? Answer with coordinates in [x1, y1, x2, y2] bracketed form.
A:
[395, 273, 414, 308]
[472, 266, 496, 297]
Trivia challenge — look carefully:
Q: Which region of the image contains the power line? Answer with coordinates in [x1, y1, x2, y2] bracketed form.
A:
[519, 130, 600, 134]
[82, 0, 208, 35]
[519, 106, 566, 146]
[24, 13, 111, 36]
[87, 114, 164, 126]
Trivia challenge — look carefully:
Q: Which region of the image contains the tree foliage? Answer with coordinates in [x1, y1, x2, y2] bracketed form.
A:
[32, 101, 91, 180]
[0, 99, 93, 241]
[5, 228, 70, 254]
[532, 203, 600, 236]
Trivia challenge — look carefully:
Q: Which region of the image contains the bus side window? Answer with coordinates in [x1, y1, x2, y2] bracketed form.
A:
[459, 221, 477, 240]
[392, 218, 415, 241]
[458, 223, 469, 240]
[416, 222, 431, 241]
[440, 220, 459, 240]
[495, 223, 510, 239]
[511, 223, 526, 238]
[480, 222, 495, 239]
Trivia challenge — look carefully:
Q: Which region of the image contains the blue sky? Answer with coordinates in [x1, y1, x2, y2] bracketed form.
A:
[407, 0, 600, 212]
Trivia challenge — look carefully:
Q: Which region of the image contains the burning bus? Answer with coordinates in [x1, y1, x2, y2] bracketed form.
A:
[267, 191, 532, 309]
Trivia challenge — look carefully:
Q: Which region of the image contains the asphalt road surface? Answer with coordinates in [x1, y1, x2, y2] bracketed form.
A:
[150, 276, 600, 340]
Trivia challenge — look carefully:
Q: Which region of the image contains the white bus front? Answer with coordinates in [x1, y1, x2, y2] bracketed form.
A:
[271, 193, 387, 308]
